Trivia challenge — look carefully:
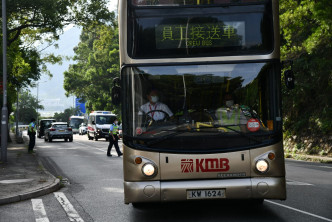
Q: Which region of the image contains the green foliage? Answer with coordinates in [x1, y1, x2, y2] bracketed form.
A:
[280, 0, 332, 136]
[13, 90, 44, 124]
[63, 22, 120, 115]
[1, 0, 113, 121]
[53, 107, 80, 122]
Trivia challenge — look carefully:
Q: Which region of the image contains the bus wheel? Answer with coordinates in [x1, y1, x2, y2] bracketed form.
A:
[252, 199, 264, 205]
[132, 203, 147, 209]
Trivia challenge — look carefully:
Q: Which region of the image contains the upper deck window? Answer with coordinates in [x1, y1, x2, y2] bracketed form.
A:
[128, 0, 274, 58]
[131, 0, 267, 6]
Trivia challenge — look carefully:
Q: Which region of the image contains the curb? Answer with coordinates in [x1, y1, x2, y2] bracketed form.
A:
[0, 178, 60, 205]
[0, 133, 61, 205]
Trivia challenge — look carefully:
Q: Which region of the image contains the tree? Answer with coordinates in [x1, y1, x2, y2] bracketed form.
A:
[53, 107, 79, 122]
[63, 22, 120, 114]
[13, 90, 44, 124]
[280, 0, 332, 135]
[1, 0, 114, 124]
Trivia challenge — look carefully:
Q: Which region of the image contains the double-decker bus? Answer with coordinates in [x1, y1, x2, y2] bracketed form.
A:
[118, 0, 286, 205]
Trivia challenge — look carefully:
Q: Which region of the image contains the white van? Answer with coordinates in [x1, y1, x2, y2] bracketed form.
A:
[87, 111, 117, 141]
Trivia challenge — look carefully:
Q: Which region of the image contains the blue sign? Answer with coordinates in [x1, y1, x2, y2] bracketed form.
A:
[75, 98, 86, 114]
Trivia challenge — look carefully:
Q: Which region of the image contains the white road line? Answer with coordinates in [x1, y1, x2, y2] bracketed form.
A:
[73, 141, 106, 153]
[266, 200, 332, 222]
[31, 199, 50, 222]
[54, 192, 84, 222]
[318, 166, 332, 169]
[286, 180, 313, 186]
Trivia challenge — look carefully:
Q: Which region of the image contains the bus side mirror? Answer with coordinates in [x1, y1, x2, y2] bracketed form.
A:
[284, 70, 295, 90]
[111, 77, 121, 106]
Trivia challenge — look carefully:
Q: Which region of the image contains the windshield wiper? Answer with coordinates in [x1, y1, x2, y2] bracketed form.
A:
[146, 130, 190, 146]
[191, 124, 263, 143]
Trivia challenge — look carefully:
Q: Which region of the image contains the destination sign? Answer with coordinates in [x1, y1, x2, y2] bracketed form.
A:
[155, 21, 245, 49]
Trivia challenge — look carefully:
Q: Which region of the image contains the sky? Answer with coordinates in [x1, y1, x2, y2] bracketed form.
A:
[33, 1, 118, 117]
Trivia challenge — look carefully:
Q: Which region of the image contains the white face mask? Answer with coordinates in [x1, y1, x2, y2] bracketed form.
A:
[115, 121, 118, 124]
[151, 96, 159, 103]
[226, 100, 234, 107]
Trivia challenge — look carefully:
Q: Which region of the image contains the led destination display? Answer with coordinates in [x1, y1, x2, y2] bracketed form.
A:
[155, 21, 245, 49]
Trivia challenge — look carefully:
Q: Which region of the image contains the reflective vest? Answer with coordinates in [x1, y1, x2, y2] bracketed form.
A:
[28, 122, 36, 133]
[217, 108, 242, 130]
[109, 124, 119, 135]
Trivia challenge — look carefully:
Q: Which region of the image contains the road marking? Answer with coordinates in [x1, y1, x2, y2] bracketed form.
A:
[54, 192, 84, 222]
[266, 200, 332, 222]
[57, 148, 78, 150]
[286, 180, 313, 186]
[74, 141, 108, 153]
[0, 179, 33, 184]
[318, 166, 332, 169]
[104, 187, 124, 193]
[31, 199, 50, 222]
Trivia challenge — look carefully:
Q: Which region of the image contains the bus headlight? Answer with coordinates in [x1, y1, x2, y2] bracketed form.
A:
[255, 159, 269, 173]
[142, 163, 157, 177]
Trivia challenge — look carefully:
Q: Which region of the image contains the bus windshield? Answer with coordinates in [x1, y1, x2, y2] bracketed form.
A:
[122, 62, 282, 153]
[128, 0, 273, 58]
[131, 0, 267, 6]
[70, 118, 84, 129]
[96, 116, 116, 125]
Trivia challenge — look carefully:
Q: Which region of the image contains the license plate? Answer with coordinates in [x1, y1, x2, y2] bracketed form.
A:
[187, 189, 225, 199]
[58, 130, 65, 132]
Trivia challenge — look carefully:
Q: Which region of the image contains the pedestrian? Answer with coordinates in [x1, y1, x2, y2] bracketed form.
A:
[28, 118, 37, 153]
[107, 118, 123, 157]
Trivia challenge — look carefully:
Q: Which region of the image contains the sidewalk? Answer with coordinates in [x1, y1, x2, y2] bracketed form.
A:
[0, 132, 60, 205]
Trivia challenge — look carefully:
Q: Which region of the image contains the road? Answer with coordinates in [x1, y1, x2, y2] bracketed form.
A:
[0, 134, 331, 222]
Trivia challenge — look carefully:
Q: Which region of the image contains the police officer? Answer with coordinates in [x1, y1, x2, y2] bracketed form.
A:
[28, 118, 37, 153]
[215, 95, 248, 132]
[107, 118, 123, 157]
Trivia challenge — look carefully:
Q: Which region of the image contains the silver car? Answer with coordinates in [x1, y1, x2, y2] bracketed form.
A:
[44, 122, 73, 142]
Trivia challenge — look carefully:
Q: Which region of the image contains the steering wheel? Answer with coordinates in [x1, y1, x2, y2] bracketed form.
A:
[143, 109, 170, 127]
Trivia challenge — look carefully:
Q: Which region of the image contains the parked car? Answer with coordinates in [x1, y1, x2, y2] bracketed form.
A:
[44, 122, 73, 142]
[78, 123, 87, 135]
[37, 119, 55, 138]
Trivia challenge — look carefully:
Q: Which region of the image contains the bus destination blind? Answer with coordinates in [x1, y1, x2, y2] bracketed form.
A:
[155, 21, 245, 49]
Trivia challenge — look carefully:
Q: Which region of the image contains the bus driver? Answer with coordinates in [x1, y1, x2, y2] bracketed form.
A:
[139, 89, 173, 123]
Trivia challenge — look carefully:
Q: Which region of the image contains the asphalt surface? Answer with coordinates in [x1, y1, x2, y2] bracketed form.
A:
[0, 134, 331, 222]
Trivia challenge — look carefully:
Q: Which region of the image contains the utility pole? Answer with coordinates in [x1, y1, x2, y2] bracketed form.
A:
[1, 0, 8, 162]
[36, 82, 39, 127]
[16, 86, 19, 136]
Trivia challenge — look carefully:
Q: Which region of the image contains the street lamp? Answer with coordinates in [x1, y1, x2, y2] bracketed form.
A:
[16, 86, 20, 136]
[36, 81, 47, 127]
[1, 0, 8, 162]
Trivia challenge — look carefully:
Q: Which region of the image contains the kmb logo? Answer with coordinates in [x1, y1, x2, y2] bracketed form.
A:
[181, 158, 230, 173]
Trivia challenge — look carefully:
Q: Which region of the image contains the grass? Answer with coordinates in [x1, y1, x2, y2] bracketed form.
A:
[285, 153, 332, 163]
[56, 176, 66, 188]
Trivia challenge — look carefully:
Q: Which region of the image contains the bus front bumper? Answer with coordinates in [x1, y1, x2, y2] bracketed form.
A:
[124, 177, 286, 204]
